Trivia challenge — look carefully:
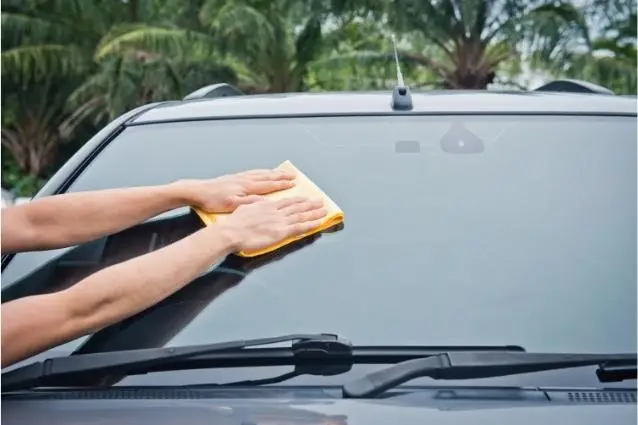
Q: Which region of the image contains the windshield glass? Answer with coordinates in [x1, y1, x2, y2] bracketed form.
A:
[2, 114, 636, 385]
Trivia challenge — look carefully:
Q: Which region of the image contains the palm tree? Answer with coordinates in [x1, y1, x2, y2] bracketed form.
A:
[96, 0, 336, 93]
[0, 0, 117, 177]
[379, 0, 589, 89]
[0, 0, 137, 84]
[0, 0, 129, 176]
[1, 0, 238, 166]
[536, 1, 637, 94]
[1, 77, 88, 176]
[68, 31, 239, 123]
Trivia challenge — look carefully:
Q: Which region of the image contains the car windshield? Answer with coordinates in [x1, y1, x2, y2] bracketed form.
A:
[2, 114, 636, 387]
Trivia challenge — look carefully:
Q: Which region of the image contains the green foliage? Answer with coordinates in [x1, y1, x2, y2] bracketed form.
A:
[532, 0, 637, 94]
[1, 74, 88, 177]
[382, 0, 591, 89]
[2, 153, 45, 197]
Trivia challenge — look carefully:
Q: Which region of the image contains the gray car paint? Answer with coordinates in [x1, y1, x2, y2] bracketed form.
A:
[2, 389, 637, 424]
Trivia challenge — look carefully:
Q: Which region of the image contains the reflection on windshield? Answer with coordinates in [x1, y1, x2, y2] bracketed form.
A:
[439, 122, 485, 154]
[19, 209, 341, 386]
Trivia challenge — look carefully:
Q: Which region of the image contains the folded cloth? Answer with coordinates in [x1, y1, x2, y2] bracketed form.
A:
[193, 160, 344, 257]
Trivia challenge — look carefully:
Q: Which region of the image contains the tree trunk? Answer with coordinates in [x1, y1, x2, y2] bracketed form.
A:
[445, 40, 495, 89]
[129, 0, 139, 22]
[1, 120, 59, 177]
[444, 70, 496, 89]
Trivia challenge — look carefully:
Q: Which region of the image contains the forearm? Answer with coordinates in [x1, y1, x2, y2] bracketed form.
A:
[1, 225, 236, 367]
[3, 182, 190, 253]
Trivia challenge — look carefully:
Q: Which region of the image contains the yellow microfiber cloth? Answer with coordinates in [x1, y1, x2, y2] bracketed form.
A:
[193, 160, 344, 257]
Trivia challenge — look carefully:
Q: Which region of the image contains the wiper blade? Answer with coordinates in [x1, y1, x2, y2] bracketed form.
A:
[2, 333, 351, 392]
[342, 352, 637, 398]
[2, 335, 526, 392]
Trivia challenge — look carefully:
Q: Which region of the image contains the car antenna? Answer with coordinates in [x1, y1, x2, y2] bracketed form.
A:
[390, 34, 413, 111]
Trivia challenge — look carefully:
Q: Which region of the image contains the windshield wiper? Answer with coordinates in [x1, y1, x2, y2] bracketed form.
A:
[342, 351, 637, 398]
[2, 333, 352, 392]
[3, 332, 525, 392]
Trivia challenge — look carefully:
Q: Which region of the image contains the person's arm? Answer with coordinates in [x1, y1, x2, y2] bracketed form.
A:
[1, 196, 325, 367]
[1, 169, 295, 254]
[1, 225, 233, 367]
[1, 184, 184, 254]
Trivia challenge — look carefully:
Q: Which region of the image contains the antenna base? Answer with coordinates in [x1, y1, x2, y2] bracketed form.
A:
[391, 85, 413, 111]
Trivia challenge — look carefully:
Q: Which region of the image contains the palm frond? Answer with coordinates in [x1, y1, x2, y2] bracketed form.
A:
[483, 41, 515, 69]
[96, 23, 162, 57]
[44, 0, 110, 33]
[1, 44, 89, 83]
[67, 72, 110, 110]
[96, 27, 217, 61]
[522, 1, 590, 67]
[311, 50, 393, 68]
[1, 12, 77, 48]
[386, 0, 458, 56]
[563, 53, 637, 94]
[208, 3, 276, 49]
[198, 0, 226, 25]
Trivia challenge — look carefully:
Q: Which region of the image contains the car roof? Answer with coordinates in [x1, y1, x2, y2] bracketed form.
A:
[131, 90, 637, 124]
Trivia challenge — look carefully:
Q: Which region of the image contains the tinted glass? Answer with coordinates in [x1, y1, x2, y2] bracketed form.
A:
[2, 115, 636, 386]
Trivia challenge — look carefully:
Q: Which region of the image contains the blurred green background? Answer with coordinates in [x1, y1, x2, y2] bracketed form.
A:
[1, 0, 636, 197]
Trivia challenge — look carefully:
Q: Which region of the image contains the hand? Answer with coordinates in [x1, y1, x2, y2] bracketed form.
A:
[218, 197, 327, 253]
[176, 169, 296, 212]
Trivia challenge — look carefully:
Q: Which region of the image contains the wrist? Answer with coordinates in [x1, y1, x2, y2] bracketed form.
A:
[206, 223, 243, 254]
[164, 180, 197, 208]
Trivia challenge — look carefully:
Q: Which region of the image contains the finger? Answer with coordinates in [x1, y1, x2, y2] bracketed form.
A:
[235, 194, 267, 205]
[241, 169, 296, 180]
[247, 179, 295, 194]
[288, 219, 325, 236]
[280, 199, 324, 216]
[274, 196, 311, 209]
[287, 208, 328, 224]
[276, 197, 322, 211]
[237, 169, 272, 176]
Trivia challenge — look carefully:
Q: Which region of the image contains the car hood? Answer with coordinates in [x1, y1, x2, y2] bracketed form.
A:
[2, 388, 636, 425]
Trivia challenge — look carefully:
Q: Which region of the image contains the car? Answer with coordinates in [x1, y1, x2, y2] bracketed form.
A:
[12, 197, 31, 206]
[2, 190, 31, 208]
[1, 188, 15, 208]
[1, 79, 636, 424]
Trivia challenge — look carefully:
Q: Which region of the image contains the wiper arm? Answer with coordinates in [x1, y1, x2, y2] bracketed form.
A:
[2, 333, 351, 392]
[3, 336, 526, 392]
[342, 352, 637, 398]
